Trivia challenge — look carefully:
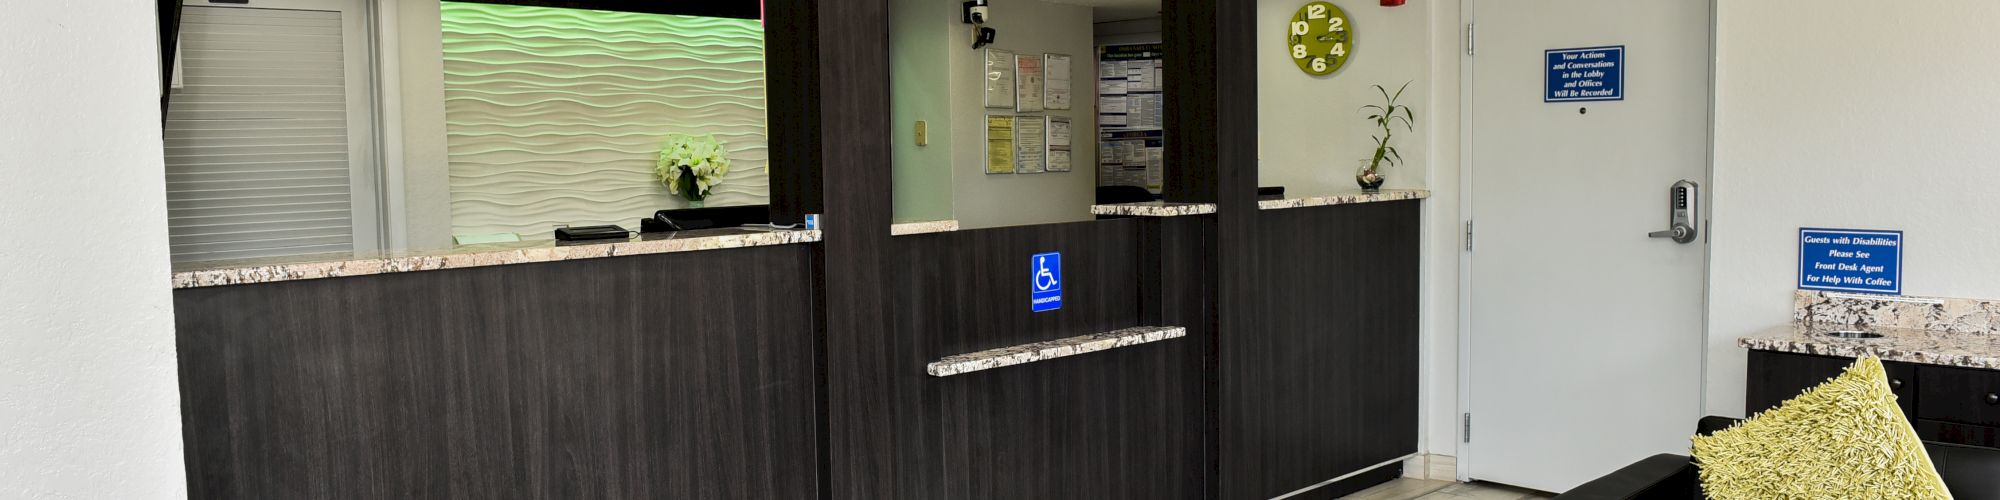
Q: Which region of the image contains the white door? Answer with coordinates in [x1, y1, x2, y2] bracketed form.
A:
[1464, 0, 1710, 492]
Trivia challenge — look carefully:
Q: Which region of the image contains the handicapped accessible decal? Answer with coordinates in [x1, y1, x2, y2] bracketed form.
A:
[1030, 252, 1062, 312]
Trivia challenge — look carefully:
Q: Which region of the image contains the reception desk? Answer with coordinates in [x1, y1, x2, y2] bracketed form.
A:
[170, 192, 1422, 499]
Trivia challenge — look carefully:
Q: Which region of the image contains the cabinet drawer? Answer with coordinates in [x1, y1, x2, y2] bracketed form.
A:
[1917, 365, 2000, 427]
[1747, 350, 1916, 417]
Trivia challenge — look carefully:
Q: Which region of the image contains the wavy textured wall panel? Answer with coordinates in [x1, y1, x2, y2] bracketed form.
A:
[441, 2, 767, 238]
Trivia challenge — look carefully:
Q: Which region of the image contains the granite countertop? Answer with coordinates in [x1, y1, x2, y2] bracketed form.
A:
[173, 227, 821, 289]
[1258, 189, 1430, 210]
[1089, 201, 1217, 217]
[927, 326, 1187, 377]
[891, 219, 960, 236]
[1738, 322, 2000, 370]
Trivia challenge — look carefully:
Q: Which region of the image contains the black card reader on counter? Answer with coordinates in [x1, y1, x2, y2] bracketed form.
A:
[554, 225, 631, 241]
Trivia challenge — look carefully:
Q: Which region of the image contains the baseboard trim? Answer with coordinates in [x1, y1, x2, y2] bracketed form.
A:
[1271, 452, 1418, 500]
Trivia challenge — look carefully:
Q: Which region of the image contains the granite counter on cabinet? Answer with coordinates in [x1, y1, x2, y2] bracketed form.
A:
[1089, 201, 1217, 217]
[173, 227, 821, 289]
[1738, 322, 2000, 370]
[1257, 189, 1430, 210]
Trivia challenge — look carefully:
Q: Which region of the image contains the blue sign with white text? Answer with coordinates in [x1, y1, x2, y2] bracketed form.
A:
[1546, 46, 1624, 102]
[1031, 252, 1063, 312]
[1798, 228, 1902, 294]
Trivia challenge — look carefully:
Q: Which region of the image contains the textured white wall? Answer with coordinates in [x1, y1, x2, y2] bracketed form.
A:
[441, 3, 770, 238]
[1709, 1, 2000, 416]
[0, 1, 187, 497]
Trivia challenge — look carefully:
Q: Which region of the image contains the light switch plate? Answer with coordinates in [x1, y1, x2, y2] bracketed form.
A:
[915, 120, 929, 146]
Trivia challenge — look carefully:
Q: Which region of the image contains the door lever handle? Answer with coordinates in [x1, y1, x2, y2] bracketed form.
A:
[1650, 180, 1699, 244]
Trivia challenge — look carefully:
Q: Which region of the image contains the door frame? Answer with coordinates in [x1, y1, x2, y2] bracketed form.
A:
[1452, 0, 1719, 484]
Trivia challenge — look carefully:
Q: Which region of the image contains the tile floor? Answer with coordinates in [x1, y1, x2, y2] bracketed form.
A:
[1339, 478, 1556, 500]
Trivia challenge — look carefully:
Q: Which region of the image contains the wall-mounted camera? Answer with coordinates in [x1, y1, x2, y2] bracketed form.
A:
[963, 0, 995, 49]
[962, 0, 990, 24]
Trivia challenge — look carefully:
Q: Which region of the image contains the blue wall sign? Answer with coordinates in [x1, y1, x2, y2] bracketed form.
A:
[1031, 252, 1063, 312]
[1798, 228, 1903, 294]
[1545, 46, 1624, 102]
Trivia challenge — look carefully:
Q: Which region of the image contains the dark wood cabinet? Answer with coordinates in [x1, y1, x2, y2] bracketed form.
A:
[1917, 364, 2000, 427]
[1221, 201, 1422, 499]
[1747, 350, 2000, 450]
[1747, 350, 1915, 417]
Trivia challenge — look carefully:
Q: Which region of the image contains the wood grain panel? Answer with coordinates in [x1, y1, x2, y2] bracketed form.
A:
[896, 219, 1204, 499]
[1226, 201, 1421, 499]
[802, 0, 908, 499]
[894, 220, 1144, 355]
[174, 247, 820, 499]
[763, 0, 821, 225]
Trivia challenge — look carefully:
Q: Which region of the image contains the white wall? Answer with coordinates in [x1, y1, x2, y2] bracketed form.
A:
[946, 0, 1099, 229]
[0, 1, 187, 497]
[1707, 1, 2000, 416]
[1257, 0, 1434, 194]
[385, 0, 454, 250]
[890, 0, 956, 222]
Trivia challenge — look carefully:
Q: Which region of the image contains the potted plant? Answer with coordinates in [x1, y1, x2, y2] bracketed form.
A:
[1357, 81, 1414, 191]
[655, 133, 732, 208]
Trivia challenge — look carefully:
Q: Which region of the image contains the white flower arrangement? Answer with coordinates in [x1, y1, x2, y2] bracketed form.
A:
[655, 133, 731, 203]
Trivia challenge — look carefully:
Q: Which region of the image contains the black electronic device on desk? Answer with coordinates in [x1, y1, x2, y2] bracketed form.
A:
[554, 225, 632, 241]
[1257, 186, 1286, 200]
[642, 204, 772, 233]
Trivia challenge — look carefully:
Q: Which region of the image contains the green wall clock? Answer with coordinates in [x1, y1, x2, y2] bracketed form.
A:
[1287, 1, 1352, 76]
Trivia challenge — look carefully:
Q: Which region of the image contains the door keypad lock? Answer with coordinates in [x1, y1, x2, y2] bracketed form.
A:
[1647, 180, 1699, 244]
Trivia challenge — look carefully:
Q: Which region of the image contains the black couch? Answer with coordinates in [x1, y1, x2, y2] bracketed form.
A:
[1555, 416, 2000, 499]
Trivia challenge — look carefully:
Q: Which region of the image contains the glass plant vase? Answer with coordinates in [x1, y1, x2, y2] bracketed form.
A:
[1355, 161, 1386, 191]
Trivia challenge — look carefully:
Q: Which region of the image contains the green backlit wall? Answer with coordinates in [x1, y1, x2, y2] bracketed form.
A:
[441, 2, 767, 238]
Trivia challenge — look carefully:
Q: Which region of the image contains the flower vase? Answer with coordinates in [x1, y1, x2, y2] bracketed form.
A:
[676, 165, 706, 208]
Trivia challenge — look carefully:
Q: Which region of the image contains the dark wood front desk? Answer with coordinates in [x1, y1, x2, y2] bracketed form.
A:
[170, 198, 1419, 499]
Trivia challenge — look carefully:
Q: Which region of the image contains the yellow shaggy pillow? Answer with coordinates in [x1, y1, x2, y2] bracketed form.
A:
[1691, 356, 1950, 499]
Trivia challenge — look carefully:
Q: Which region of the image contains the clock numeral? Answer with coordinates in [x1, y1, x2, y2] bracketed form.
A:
[1329, 17, 1345, 32]
[1307, 4, 1327, 19]
[1291, 21, 1309, 36]
[1292, 44, 1308, 59]
[1329, 43, 1346, 58]
[1310, 57, 1328, 72]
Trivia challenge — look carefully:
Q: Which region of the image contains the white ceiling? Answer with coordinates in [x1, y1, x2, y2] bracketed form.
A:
[1039, 0, 1162, 23]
